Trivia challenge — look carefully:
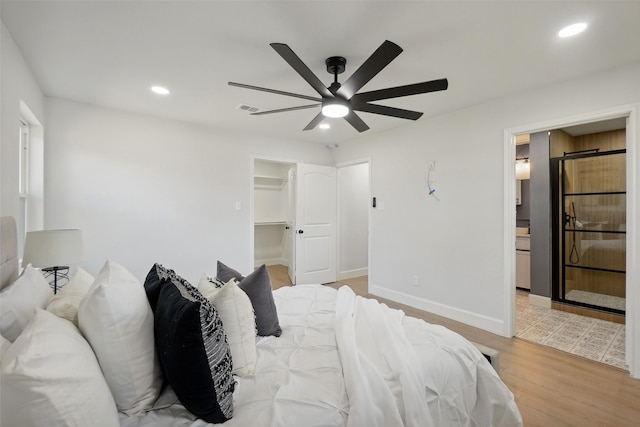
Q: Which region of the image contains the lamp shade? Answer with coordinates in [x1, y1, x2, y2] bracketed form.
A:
[515, 159, 530, 180]
[22, 229, 84, 268]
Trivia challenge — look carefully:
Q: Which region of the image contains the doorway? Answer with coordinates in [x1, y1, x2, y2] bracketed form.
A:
[337, 161, 370, 294]
[252, 158, 296, 283]
[251, 157, 338, 286]
[505, 106, 638, 378]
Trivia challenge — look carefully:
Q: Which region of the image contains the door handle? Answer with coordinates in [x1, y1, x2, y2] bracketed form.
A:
[298, 229, 304, 234]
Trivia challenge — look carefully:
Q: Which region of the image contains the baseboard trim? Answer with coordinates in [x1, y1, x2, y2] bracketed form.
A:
[529, 293, 551, 308]
[254, 258, 288, 268]
[338, 267, 368, 281]
[368, 284, 506, 336]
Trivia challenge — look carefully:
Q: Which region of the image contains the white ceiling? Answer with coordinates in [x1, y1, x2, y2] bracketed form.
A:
[2, 1, 640, 145]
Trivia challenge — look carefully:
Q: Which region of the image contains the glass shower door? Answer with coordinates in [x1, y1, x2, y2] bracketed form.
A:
[558, 150, 626, 314]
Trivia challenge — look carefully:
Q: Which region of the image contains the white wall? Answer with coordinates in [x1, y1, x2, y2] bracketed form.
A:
[0, 20, 45, 228]
[44, 98, 333, 283]
[335, 62, 640, 337]
[338, 162, 369, 279]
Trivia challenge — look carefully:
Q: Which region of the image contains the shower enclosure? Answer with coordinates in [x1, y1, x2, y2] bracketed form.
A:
[551, 149, 626, 315]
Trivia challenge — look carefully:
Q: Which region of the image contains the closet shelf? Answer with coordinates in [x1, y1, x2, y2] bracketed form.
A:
[254, 175, 287, 189]
[254, 221, 288, 226]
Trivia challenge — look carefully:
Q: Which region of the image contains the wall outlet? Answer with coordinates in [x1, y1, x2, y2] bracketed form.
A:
[412, 275, 419, 286]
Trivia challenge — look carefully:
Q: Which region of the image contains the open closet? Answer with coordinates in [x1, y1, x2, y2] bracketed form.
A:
[253, 159, 295, 282]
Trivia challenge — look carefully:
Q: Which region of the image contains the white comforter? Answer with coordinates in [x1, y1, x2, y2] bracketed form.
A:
[121, 285, 522, 427]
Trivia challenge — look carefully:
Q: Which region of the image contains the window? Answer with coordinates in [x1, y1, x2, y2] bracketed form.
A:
[18, 119, 29, 260]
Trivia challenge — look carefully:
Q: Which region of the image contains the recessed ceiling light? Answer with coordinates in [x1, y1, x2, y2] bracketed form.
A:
[319, 123, 330, 130]
[151, 86, 170, 95]
[558, 22, 587, 38]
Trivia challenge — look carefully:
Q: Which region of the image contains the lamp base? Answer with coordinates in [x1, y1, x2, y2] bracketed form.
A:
[42, 266, 70, 294]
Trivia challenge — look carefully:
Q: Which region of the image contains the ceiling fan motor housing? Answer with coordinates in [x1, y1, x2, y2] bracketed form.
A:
[325, 56, 346, 75]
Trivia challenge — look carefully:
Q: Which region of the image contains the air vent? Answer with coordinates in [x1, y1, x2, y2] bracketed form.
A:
[236, 104, 261, 113]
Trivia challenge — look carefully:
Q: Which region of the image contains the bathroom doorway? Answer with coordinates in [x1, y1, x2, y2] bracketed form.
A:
[505, 107, 638, 375]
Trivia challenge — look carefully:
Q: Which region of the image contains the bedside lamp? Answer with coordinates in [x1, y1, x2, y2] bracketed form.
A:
[22, 229, 84, 294]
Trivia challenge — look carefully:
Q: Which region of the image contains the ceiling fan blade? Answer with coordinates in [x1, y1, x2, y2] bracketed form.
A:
[351, 78, 448, 103]
[303, 112, 326, 131]
[344, 111, 370, 133]
[336, 40, 403, 99]
[352, 103, 423, 120]
[251, 104, 320, 116]
[228, 82, 322, 102]
[270, 43, 333, 98]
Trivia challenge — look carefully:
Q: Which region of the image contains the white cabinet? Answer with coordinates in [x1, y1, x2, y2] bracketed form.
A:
[516, 235, 530, 289]
[516, 251, 530, 289]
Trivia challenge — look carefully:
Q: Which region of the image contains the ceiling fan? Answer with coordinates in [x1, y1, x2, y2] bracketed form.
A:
[228, 40, 448, 133]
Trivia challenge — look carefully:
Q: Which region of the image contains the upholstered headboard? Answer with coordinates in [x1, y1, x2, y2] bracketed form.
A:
[0, 216, 19, 290]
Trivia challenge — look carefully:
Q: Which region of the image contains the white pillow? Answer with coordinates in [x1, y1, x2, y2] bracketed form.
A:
[197, 273, 226, 294]
[78, 260, 162, 415]
[0, 334, 10, 363]
[0, 309, 119, 427]
[47, 267, 94, 325]
[0, 264, 53, 342]
[198, 275, 257, 377]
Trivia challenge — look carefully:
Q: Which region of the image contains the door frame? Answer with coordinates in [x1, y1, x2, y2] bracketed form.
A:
[336, 158, 372, 285]
[503, 103, 639, 378]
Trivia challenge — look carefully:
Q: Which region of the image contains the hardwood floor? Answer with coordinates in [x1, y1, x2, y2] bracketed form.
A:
[266, 265, 640, 426]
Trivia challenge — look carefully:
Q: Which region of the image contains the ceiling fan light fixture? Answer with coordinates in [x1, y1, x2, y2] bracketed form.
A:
[321, 99, 349, 118]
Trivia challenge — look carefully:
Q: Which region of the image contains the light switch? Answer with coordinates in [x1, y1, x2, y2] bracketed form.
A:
[235, 202, 242, 211]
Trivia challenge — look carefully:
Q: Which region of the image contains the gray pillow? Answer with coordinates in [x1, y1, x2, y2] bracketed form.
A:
[216, 261, 244, 283]
[217, 262, 281, 337]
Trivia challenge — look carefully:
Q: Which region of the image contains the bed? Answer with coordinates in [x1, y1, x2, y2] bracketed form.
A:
[0, 216, 522, 426]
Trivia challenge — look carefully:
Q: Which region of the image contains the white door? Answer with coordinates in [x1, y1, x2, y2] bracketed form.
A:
[295, 163, 337, 285]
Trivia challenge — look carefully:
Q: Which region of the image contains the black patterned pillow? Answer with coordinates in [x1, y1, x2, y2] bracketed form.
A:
[143, 264, 235, 423]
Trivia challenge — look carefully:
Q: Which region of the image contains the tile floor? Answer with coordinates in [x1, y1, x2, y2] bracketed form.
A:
[516, 290, 627, 370]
